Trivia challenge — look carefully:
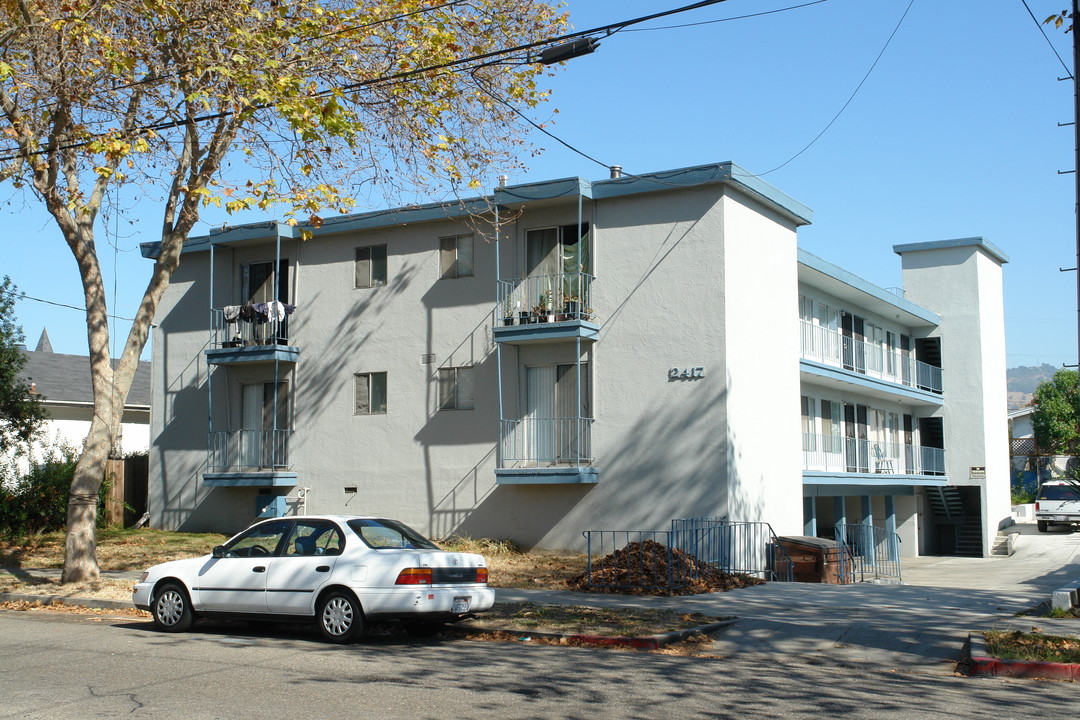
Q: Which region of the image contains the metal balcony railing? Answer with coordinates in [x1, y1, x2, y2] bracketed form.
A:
[802, 432, 945, 476]
[500, 417, 593, 468]
[210, 306, 293, 349]
[799, 321, 942, 394]
[208, 429, 291, 472]
[496, 272, 595, 326]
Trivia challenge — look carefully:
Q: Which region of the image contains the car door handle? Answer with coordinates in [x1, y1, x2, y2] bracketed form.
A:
[316, 566, 330, 573]
[253, 566, 266, 573]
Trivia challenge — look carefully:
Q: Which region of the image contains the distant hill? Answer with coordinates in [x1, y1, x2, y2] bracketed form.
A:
[1006, 363, 1058, 411]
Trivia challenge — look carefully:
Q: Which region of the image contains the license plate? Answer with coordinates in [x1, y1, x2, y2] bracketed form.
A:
[452, 597, 470, 614]
[1052, 515, 1069, 521]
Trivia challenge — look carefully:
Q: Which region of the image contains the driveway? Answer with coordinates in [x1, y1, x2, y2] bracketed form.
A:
[497, 523, 1080, 673]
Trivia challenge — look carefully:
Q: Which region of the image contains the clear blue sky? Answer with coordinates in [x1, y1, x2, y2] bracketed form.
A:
[2, 0, 1077, 369]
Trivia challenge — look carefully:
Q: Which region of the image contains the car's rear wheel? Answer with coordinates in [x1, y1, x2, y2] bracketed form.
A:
[1038, 520, 1049, 533]
[317, 591, 364, 643]
[152, 582, 194, 632]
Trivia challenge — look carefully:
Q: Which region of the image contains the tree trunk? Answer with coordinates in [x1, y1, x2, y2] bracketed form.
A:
[60, 413, 115, 583]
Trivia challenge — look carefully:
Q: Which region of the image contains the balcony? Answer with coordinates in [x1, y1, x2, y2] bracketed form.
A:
[494, 272, 598, 344]
[205, 305, 300, 365]
[496, 417, 598, 484]
[204, 429, 296, 487]
[801, 432, 946, 478]
[799, 321, 942, 394]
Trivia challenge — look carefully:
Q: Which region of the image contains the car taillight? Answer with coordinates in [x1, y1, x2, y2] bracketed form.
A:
[476, 567, 488, 584]
[1035, 501, 1040, 510]
[395, 568, 433, 585]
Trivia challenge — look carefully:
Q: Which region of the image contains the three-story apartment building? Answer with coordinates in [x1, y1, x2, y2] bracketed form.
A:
[143, 162, 1009, 556]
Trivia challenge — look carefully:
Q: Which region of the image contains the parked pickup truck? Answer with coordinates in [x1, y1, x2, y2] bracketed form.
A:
[1035, 481, 1080, 532]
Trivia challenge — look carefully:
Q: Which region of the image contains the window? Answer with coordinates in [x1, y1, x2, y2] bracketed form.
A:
[355, 245, 387, 288]
[438, 366, 474, 410]
[439, 234, 473, 279]
[354, 372, 387, 415]
[801, 396, 816, 451]
[347, 518, 440, 550]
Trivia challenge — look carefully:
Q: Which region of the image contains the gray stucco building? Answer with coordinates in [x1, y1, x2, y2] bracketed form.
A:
[143, 162, 1009, 556]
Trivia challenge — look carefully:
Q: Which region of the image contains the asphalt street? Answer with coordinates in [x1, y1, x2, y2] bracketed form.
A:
[0, 609, 1076, 720]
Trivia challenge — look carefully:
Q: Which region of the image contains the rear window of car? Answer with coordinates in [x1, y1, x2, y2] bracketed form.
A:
[1038, 484, 1080, 501]
[347, 518, 440, 550]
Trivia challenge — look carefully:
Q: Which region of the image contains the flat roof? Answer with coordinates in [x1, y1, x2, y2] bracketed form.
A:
[893, 237, 1010, 265]
[141, 161, 813, 258]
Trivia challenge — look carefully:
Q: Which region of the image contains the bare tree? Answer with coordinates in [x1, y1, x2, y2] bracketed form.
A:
[0, 0, 566, 582]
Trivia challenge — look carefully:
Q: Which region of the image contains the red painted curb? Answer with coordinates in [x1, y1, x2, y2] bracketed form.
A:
[969, 633, 1080, 681]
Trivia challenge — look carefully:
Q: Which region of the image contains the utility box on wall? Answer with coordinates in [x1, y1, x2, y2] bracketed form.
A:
[256, 494, 287, 518]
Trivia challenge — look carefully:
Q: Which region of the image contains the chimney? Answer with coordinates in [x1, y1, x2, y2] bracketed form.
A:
[498, 175, 508, 188]
[609, 165, 622, 179]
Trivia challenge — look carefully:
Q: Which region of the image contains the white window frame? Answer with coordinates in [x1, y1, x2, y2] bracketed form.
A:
[354, 372, 387, 415]
[439, 234, 474, 279]
[437, 366, 475, 410]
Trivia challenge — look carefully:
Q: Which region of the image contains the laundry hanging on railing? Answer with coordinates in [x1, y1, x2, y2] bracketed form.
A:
[222, 302, 297, 325]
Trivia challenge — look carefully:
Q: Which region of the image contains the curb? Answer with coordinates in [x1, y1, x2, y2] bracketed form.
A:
[448, 618, 737, 650]
[0, 592, 136, 612]
[968, 633, 1080, 681]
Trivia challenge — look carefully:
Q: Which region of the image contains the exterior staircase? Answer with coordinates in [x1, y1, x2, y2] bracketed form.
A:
[926, 486, 984, 556]
[954, 517, 983, 556]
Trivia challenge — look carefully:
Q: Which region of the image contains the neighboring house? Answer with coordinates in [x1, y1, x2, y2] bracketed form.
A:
[142, 161, 1010, 557]
[13, 330, 152, 470]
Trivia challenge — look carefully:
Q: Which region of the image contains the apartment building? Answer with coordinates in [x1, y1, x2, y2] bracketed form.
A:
[142, 162, 1010, 556]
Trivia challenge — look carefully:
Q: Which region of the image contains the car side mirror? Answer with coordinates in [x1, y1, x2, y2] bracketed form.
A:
[212, 545, 227, 559]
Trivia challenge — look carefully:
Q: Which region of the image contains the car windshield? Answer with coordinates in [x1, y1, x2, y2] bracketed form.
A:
[347, 518, 440, 550]
[1038, 484, 1080, 501]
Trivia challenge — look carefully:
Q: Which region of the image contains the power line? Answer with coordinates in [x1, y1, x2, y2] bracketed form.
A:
[739, 0, 916, 178]
[622, 0, 829, 33]
[1018, 0, 1073, 77]
[0, 287, 137, 322]
[0, 0, 736, 163]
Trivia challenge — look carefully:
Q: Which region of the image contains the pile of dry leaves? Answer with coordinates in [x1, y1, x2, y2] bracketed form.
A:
[566, 539, 764, 596]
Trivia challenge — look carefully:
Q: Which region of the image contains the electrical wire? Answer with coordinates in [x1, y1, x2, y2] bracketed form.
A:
[0, 287, 137, 322]
[1018, 0, 1073, 78]
[621, 0, 829, 33]
[0, 0, 736, 162]
[738, 0, 915, 178]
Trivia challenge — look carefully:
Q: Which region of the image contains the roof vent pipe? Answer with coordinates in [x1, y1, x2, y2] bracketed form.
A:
[609, 165, 622, 179]
[498, 175, 508, 188]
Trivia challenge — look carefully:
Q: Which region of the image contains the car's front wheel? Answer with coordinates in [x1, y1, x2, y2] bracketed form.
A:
[152, 582, 194, 632]
[317, 591, 364, 643]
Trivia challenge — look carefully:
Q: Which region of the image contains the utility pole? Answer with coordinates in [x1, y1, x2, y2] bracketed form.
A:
[1075, 0, 1080, 374]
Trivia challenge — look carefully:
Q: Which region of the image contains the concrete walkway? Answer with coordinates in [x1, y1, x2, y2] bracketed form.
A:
[496, 523, 1080, 673]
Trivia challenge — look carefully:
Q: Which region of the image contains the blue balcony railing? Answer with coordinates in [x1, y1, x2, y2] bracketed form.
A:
[500, 417, 593, 468]
[496, 272, 595, 327]
[208, 429, 291, 472]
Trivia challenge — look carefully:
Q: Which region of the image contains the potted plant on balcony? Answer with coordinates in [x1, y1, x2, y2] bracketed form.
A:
[562, 293, 581, 320]
[532, 292, 554, 323]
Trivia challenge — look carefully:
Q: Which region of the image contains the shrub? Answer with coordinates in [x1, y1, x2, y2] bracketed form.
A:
[0, 439, 109, 538]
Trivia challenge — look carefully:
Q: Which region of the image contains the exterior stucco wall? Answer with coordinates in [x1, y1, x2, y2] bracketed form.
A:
[898, 243, 1010, 554]
[720, 191, 802, 534]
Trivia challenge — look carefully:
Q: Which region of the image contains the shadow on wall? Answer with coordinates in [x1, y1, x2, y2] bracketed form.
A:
[423, 382, 740, 550]
[291, 255, 425, 429]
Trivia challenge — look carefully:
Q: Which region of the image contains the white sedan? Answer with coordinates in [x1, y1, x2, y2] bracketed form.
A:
[132, 515, 494, 643]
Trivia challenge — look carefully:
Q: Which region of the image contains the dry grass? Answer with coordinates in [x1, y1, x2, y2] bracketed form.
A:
[985, 629, 1080, 663]
[437, 535, 588, 590]
[0, 528, 225, 570]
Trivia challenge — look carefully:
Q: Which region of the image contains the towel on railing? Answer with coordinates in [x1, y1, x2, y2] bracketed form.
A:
[222, 305, 242, 322]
